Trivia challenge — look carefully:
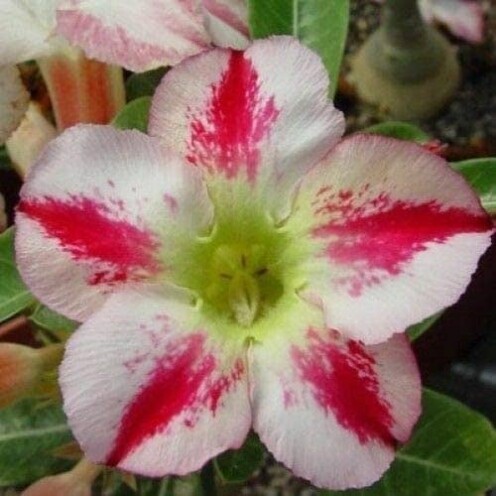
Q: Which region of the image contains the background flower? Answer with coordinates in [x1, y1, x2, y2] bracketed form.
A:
[56, 0, 249, 72]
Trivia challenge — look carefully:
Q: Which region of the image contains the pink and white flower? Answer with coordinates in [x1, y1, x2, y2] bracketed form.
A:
[15, 38, 493, 489]
[56, 0, 249, 72]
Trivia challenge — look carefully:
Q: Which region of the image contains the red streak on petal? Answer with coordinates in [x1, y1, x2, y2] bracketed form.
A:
[206, 358, 244, 413]
[314, 197, 491, 275]
[422, 139, 448, 157]
[187, 51, 279, 181]
[106, 333, 216, 466]
[292, 329, 395, 446]
[18, 196, 160, 284]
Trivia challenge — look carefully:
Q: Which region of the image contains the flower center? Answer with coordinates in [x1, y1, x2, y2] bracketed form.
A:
[166, 184, 309, 338]
[207, 244, 281, 327]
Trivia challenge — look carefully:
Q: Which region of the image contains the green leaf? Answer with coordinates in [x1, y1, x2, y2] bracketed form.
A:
[136, 477, 174, 496]
[364, 122, 430, 143]
[30, 304, 78, 335]
[248, 0, 350, 96]
[407, 313, 442, 341]
[0, 399, 72, 487]
[214, 433, 265, 484]
[112, 96, 152, 133]
[451, 158, 496, 215]
[0, 228, 36, 323]
[126, 67, 168, 101]
[321, 389, 496, 496]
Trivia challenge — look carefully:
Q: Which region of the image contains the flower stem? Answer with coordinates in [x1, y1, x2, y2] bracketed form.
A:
[383, 0, 426, 46]
[200, 461, 218, 496]
[70, 457, 102, 483]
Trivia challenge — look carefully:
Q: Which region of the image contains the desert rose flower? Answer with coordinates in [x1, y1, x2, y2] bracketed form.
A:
[15, 38, 493, 489]
[56, 0, 249, 72]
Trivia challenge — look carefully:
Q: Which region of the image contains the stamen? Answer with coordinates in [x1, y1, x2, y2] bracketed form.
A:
[228, 273, 260, 327]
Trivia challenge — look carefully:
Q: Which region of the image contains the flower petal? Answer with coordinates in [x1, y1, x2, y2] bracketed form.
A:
[16, 125, 213, 321]
[149, 37, 344, 215]
[0, 66, 29, 145]
[419, 0, 484, 43]
[289, 134, 493, 344]
[56, 0, 211, 72]
[251, 318, 421, 490]
[0, 0, 61, 64]
[202, 0, 249, 49]
[60, 289, 251, 476]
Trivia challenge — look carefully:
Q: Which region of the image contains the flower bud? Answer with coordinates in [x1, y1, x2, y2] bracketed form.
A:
[0, 344, 63, 408]
[6, 103, 57, 179]
[21, 459, 101, 496]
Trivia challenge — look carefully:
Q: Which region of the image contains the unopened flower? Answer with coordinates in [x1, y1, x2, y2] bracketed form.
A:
[21, 458, 101, 496]
[16, 38, 493, 489]
[0, 343, 63, 408]
[6, 103, 58, 177]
